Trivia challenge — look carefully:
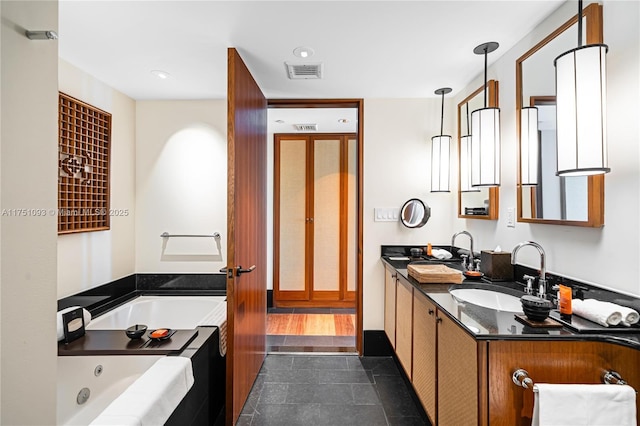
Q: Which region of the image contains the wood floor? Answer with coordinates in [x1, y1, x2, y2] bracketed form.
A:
[267, 313, 356, 336]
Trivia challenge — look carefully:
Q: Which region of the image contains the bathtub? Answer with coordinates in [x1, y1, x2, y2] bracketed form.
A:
[86, 295, 227, 330]
[57, 355, 163, 425]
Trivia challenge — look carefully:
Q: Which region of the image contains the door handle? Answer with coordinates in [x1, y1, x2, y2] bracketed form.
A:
[220, 265, 256, 277]
[236, 265, 256, 275]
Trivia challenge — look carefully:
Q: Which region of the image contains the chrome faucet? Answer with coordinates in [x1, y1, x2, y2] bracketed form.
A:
[511, 241, 547, 298]
[451, 230, 474, 271]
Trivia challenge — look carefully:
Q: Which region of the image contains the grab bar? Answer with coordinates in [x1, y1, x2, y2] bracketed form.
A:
[512, 368, 630, 392]
[160, 232, 221, 239]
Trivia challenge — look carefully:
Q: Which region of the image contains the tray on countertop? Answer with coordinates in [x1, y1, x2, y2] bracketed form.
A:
[549, 310, 640, 333]
[408, 264, 463, 284]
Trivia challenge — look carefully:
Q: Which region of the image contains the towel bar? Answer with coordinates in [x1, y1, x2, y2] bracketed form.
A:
[512, 368, 631, 392]
[161, 232, 221, 239]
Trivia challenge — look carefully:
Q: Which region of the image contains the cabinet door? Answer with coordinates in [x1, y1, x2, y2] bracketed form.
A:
[384, 267, 397, 349]
[413, 291, 437, 424]
[488, 340, 640, 425]
[395, 277, 413, 379]
[438, 312, 478, 425]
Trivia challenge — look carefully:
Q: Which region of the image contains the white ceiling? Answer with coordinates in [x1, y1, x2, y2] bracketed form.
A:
[58, 0, 567, 102]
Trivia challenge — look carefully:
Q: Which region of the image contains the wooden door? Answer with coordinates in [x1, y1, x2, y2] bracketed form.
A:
[226, 48, 267, 426]
[412, 291, 437, 424]
[437, 312, 478, 425]
[274, 134, 356, 308]
[395, 277, 413, 379]
[383, 266, 397, 349]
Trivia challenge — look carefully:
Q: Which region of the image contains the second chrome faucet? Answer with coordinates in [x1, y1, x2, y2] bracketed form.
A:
[511, 241, 547, 298]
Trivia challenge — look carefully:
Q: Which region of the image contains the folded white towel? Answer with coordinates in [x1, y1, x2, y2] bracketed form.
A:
[431, 248, 453, 260]
[614, 304, 639, 327]
[532, 383, 636, 426]
[57, 306, 92, 341]
[572, 299, 622, 327]
[90, 357, 194, 426]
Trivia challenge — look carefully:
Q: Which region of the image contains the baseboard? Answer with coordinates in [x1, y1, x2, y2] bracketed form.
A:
[267, 289, 273, 308]
[363, 330, 394, 356]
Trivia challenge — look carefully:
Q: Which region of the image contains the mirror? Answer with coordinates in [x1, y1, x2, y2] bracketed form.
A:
[516, 3, 604, 227]
[457, 80, 499, 220]
[400, 198, 430, 228]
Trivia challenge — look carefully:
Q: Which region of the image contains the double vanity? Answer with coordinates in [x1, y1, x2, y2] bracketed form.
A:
[381, 247, 640, 425]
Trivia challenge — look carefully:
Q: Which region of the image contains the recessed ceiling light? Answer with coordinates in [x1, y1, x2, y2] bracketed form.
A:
[151, 70, 171, 80]
[293, 46, 314, 59]
[338, 119, 350, 123]
[275, 120, 285, 123]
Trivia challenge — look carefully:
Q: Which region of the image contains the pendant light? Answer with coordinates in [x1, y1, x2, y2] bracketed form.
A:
[520, 106, 539, 185]
[431, 87, 452, 193]
[554, 0, 609, 176]
[471, 42, 500, 187]
[460, 103, 480, 192]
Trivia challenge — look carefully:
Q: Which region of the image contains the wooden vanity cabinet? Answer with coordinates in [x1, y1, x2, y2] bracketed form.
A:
[412, 291, 437, 424]
[384, 266, 397, 349]
[395, 275, 414, 378]
[412, 289, 484, 426]
[487, 340, 640, 425]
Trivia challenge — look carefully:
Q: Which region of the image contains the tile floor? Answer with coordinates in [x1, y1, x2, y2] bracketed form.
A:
[237, 355, 430, 425]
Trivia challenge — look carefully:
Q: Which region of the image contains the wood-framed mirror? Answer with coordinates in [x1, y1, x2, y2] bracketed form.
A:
[516, 3, 604, 227]
[457, 80, 499, 220]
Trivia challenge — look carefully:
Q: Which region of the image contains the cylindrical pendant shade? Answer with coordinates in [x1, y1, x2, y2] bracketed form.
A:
[471, 107, 501, 187]
[431, 135, 451, 192]
[554, 44, 609, 176]
[520, 107, 539, 186]
[459, 135, 479, 192]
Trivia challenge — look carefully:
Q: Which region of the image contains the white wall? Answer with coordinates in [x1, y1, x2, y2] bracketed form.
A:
[363, 98, 456, 329]
[135, 100, 227, 273]
[362, 0, 640, 330]
[453, 0, 640, 295]
[1, 1, 58, 423]
[57, 59, 137, 298]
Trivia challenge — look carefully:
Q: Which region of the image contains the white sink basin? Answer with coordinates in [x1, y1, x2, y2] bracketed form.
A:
[450, 288, 523, 312]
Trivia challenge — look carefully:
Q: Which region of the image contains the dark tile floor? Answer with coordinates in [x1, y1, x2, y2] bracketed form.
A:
[237, 355, 430, 425]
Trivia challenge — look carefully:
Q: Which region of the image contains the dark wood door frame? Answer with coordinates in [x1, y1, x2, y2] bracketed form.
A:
[268, 99, 364, 355]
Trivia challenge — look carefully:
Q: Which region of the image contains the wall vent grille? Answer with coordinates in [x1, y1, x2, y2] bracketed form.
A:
[293, 123, 319, 131]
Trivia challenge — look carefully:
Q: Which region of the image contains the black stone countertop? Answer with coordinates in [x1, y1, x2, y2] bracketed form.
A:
[382, 256, 640, 351]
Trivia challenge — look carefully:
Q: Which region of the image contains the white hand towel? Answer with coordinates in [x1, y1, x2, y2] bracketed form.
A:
[532, 383, 636, 426]
[571, 299, 622, 327]
[613, 304, 639, 326]
[90, 357, 194, 426]
[57, 306, 92, 341]
[431, 249, 453, 260]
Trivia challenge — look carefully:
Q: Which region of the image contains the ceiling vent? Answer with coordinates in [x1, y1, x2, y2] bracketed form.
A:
[285, 62, 323, 79]
[293, 123, 318, 131]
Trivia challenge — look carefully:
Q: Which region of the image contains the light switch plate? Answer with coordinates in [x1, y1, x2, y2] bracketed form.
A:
[507, 207, 515, 228]
[374, 207, 400, 222]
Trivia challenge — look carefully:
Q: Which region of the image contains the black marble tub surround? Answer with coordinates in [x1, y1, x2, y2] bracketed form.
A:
[58, 273, 227, 318]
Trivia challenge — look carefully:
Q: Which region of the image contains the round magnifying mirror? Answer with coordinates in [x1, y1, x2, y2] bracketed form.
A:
[400, 198, 431, 228]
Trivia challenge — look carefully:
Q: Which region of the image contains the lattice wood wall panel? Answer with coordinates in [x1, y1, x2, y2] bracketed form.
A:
[58, 92, 111, 234]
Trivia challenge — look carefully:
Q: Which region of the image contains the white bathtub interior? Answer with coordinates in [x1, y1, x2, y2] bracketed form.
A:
[86, 295, 227, 330]
[57, 355, 163, 426]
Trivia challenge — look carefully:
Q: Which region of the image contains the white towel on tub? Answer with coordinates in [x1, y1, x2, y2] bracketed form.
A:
[532, 383, 636, 426]
[90, 356, 194, 426]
